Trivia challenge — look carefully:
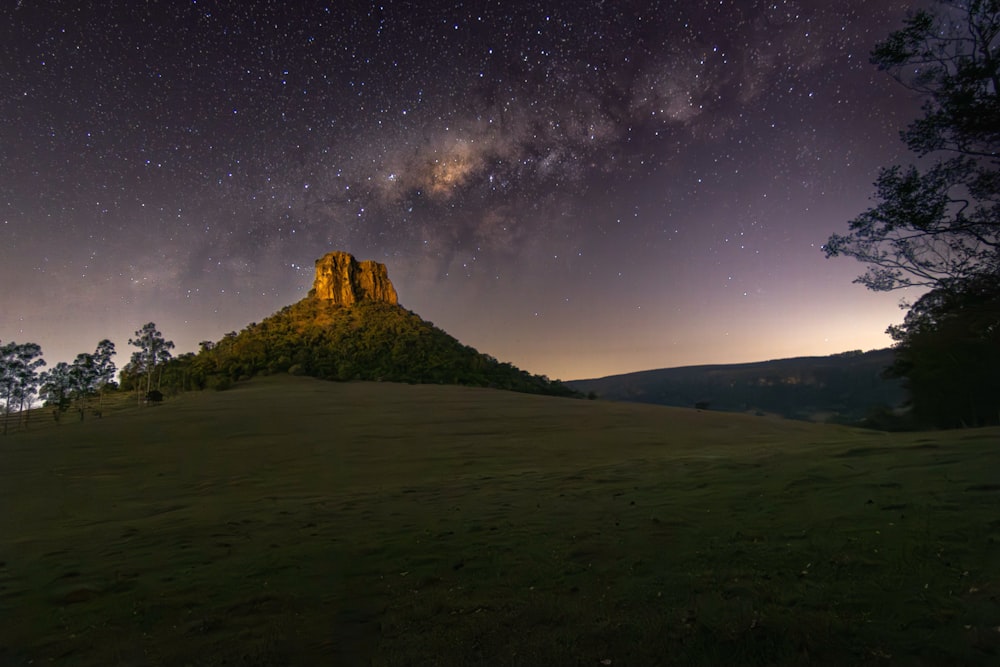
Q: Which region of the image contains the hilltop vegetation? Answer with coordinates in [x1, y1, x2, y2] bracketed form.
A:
[150, 298, 578, 397]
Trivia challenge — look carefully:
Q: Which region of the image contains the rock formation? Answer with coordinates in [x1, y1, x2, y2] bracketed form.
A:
[311, 251, 399, 305]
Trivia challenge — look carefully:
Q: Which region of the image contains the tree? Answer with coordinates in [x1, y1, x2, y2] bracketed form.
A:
[40, 362, 74, 413]
[128, 322, 174, 403]
[92, 339, 117, 408]
[824, 1, 1000, 427]
[69, 353, 98, 420]
[0, 341, 46, 435]
[120, 351, 146, 405]
[824, 0, 999, 290]
[885, 274, 1000, 427]
[154, 339, 175, 391]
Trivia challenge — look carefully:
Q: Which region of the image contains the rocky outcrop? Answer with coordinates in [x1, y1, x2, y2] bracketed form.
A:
[311, 251, 398, 305]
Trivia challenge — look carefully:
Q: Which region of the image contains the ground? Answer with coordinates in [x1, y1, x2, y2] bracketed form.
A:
[1, 376, 999, 665]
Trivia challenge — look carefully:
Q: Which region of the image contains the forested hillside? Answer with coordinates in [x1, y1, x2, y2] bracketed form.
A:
[568, 349, 905, 424]
[149, 299, 578, 397]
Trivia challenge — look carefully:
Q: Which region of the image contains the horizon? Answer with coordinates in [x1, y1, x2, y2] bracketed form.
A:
[1, 280, 898, 384]
[2, 1, 924, 381]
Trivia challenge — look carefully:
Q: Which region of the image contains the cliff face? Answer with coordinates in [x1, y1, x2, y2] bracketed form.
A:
[311, 251, 399, 305]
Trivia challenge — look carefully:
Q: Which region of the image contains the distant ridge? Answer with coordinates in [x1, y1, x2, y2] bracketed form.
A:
[184, 251, 578, 397]
[567, 349, 905, 423]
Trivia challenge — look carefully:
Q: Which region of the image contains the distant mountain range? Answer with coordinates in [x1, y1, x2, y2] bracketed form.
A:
[567, 349, 906, 424]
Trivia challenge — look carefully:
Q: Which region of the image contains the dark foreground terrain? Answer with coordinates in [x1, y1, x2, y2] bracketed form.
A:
[1, 376, 998, 665]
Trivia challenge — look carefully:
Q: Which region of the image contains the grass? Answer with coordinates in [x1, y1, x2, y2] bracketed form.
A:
[1, 375, 999, 665]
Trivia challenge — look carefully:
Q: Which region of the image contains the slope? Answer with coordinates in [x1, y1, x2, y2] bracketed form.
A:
[2, 375, 998, 666]
[167, 297, 577, 396]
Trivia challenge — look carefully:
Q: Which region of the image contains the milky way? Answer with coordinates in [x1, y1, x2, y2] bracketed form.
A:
[2, 1, 924, 379]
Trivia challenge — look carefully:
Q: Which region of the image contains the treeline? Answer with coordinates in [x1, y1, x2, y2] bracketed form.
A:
[155, 299, 579, 397]
[5, 285, 997, 430]
[0, 341, 47, 434]
[2, 300, 578, 434]
[0, 339, 119, 433]
[1, 322, 181, 433]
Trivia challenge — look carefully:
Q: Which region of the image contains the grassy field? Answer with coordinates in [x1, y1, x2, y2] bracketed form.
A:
[1, 375, 999, 666]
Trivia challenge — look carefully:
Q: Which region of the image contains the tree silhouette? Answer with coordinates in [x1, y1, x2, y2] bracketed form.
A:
[824, 1, 999, 291]
[128, 322, 174, 403]
[69, 353, 101, 420]
[0, 341, 46, 434]
[92, 339, 117, 409]
[825, 1, 1000, 428]
[886, 274, 1000, 427]
[40, 362, 74, 413]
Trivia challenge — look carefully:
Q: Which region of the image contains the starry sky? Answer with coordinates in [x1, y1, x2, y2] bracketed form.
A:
[2, 0, 928, 382]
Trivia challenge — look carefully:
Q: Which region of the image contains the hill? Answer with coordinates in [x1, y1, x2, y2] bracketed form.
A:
[147, 251, 577, 398]
[2, 375, 998, 665]
[567, 349, 906, 424]
[186, 298, 575, 395]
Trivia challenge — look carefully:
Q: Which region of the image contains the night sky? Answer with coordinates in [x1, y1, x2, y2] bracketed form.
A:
[2, 0, 926, 381]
